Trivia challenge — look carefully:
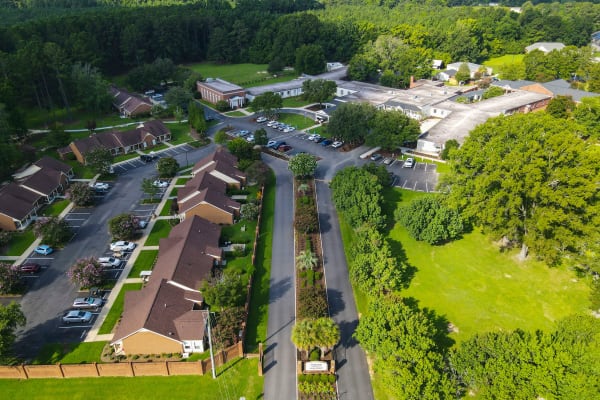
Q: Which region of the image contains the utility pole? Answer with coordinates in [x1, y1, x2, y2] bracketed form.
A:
[206, 311, 216, 379]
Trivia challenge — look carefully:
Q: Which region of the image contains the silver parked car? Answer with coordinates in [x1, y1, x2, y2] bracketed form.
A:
[62, 310, 93, 324]
[72, 297, 103, 310]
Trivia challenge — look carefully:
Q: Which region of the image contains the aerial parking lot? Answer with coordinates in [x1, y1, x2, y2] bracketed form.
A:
[388, 159, 439, 192]
[112, 144, 196, 174]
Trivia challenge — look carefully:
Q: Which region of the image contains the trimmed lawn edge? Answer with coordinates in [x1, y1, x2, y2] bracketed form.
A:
[244, 170, 275, 353]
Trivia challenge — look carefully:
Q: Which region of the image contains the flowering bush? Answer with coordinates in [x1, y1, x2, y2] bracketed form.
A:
[33, 217, 72, 247]
[108, 213, 139, 241]
[66, 182, 94, 206]
[0, 263, 23, 295]
[67, 257, 104, 289]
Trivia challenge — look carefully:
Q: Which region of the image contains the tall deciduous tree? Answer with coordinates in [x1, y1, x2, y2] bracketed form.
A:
[0, 263, 22, 295]
[355, 295, 457, 400]
[251, 92, 282, 119]
[67, 257, 104, 289]
[442, 113, 600, 264]
[327, 102, 375, 145]
[84, 147, 113, 175]
[455, 62, 471, 83]
[156, 156, 179, 178]
[366, 110, 420, 151]
[33, 217, 72, 247]
[66, 182, 94, 207]
[0, 302, 26, 364]
[573, 97, 600, 139]
[201, 269, 245, 311]
[295, 44, 325, 75]
[301, 79, 337, 107]
[108, 213, 138, 241]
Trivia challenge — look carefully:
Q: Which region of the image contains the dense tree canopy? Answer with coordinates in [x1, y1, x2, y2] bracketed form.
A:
[0, 302, 26, 364]
[442, 113, 600, 265]
[366, 110, 420, 151]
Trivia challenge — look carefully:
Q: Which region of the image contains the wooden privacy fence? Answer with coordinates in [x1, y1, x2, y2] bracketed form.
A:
[0, 342, 243, 380]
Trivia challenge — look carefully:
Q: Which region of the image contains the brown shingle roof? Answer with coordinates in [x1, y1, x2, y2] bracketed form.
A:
[20, 169, 62, 196]
[110, 87, 152, 115]
[151, 216, 222, 291]
[177, 172, 226, 202]
[192, 147, 239, 175]
[111, 278, 207, 344]
[34, 156, 72, 175]
[177, 187, 240, 216]
[0, 183, 43, 220]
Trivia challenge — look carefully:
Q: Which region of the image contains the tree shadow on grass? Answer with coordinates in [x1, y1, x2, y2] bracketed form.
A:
[386, 236, 417, 289]
[403, 297, 455, 351]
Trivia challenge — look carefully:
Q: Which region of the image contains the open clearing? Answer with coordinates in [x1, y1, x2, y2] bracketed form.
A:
[183, 62, 297, 87]
[484, 54, 525, 74]
[388, 189, 589, 343]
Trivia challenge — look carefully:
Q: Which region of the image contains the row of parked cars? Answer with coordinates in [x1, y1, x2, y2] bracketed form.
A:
[266, 120, 295, 133]
[60, 240, 137, 324]
[306, 133, 344, 149]
[369, 153, 415, 168]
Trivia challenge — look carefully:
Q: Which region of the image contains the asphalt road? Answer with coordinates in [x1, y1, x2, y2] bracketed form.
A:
[316, 182, 374, 400]
[261, 155, 297, 400]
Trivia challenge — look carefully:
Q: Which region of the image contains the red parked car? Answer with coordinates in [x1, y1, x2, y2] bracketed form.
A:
[19, 262, 41, 274]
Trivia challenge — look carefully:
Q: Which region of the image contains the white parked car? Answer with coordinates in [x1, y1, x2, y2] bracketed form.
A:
[153, 180, 169, 188]
[72, 297, 103, 310]
[256, 116, 268, 123]
[98, 257, 122, 268]
[110, 241, 136, 252]
[246, 134, 255, 142]
[403, 158, 415, 168]
[283, 127, 295, 133]
[331, 141, 343, 149]
[90, 182, 109, 191]
[62, 310, 93, 324]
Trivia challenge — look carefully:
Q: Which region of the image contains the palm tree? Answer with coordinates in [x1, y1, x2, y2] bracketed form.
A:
[315, 318, 340, 356]
[291, 319, 317, 358]
[296, 250, 318, 271]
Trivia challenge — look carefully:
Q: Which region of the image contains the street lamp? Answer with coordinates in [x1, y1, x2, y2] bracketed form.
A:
[206, 310, 216, 379]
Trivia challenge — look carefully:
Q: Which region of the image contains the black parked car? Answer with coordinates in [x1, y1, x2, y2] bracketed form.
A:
[140, 154, 159, 163]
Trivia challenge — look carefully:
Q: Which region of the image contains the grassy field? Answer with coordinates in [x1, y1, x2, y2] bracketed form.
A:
[483, 54, 525, 78]
[225, 111, 247, 117]
[34, 342, 107, 364]
[277, 113, 317, 130]
[127, 250, 158, 278]
[245, 172, 275, 352]
[159, 199, 174, 216]
[97, 283, 143, 335]
[2, 230, 36, 256]
[0, 357, 263, 400]
[387, 189, 589, 343]
[282, 96, 313, 108]
[144, 220, 175, 246]
[221, 220, 258, 244]
[167, 122, 192, 145]
[40, 199, 70, 217]
[184, 62, 297, 87]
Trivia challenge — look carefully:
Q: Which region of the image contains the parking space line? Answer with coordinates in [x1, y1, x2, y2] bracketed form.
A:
[402, 180, 408, 188]
[27, 257, 54, 260]
[413, 182, 417, 190]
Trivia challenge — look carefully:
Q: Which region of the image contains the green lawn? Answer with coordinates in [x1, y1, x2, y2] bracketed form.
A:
[2, 230, 36, 256]
[277, 113, 316, 130]
[34, 342, 107, 364]
[483, 54, 525, 78]
[167, 122, 193, 145]
[387, 188, 589, 343]
[141, 143, 168, 154]
[113, 152, 140, 163]
[98, 283, 143, 335]
[221, 220, 257, 244]
[225, 110, 247, 117]
[185, 62, 298, 87]
[128, 250, 159, 278]
[282, 96, 313, 108]
[0, 357, 263, 400]
[175, 177, 190, 185]
[144, 220, 175, 246]
[40, 199, 70, 217]
[159, 199, 174, 216]
[245, 171, 275, 352]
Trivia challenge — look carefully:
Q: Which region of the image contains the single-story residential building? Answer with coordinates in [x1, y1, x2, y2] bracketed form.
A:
[68, 120, 171, 164]
[110, 86, 153, 117]
[197, 78, 246, 109]
[445, 62, 493, 80]
[110, 215, 222, 356]
[0, 183, 44, 231]
[0, 156, 74, 231]
[525, 42, 565, 54]
[436, 69, 457, 83]
[177, 172, 241, 225]
[492, 79, 600, 103]
[191, 148, 246, 189]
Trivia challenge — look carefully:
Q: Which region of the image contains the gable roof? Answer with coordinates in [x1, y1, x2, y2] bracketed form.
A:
[111, 278, 207, 344]
[192, 148, 246, 184]
[20, 168, 63, 196]
[177, 172, 227, 203]
[151, 216, 223, 291]
[70, 120, 170, 155]
[0, 183, 43, 220]
[110, 86, 152, 114]
[177, 187, 240, 216]
[34, 156, 72, 175]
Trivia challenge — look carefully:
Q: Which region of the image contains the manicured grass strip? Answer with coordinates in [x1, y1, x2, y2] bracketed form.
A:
[159, 199, 174, 217]
[175, 177, 190, 185]
[186, 61, 297, 87]
[97, 283, 142, 335]
[225, 111, 246, 117]
[34, 342, 107, 365]
[167, 122, 192, 145]
[0, 358, 263, 400]
[277, 113, 316, 130]
[282, 96, 313, 108]
[142, 143, 168, 154]
[2, 230, 36, 256]
[245, 171, 275, 352]
[389, 188, 589, 343]
[337, 215, 369, 316]
[144, 220, 175, 246]
[169, 187, 178, 197]
[113, 152, 140, 163]
[40, 199, 70, 217]
[128, 250, 159, 278]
